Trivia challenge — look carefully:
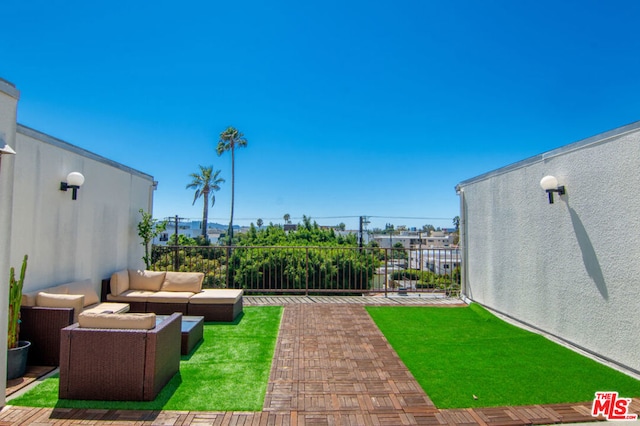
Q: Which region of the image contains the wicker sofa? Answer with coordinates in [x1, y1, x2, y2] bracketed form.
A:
[102, 269, 244, 322]
[59, 312, 181, 401]
[20, 279, 129, 366]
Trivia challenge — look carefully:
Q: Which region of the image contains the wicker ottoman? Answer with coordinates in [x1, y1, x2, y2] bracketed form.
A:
[187, 289, 243, 322]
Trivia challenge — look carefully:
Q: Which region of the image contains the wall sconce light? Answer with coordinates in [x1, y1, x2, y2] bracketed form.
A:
[539, 175, 565, 204]
[0, 143, 16, 155]
[60, 172, 85, 200]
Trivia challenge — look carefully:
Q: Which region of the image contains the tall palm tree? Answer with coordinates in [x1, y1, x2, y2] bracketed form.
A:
[217, 126, 248, 242]
[186, 165, 225, 239]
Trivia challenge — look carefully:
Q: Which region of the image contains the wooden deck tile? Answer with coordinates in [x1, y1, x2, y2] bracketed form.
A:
[2, 298, 629, 425]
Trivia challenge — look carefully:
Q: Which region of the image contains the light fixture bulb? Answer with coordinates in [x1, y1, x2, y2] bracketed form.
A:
[66, 172, 85, 187]
[540, 175, 558, 191]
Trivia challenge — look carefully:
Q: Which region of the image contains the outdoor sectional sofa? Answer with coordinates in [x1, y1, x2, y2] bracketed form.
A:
[102, 269, 244, 322]
[21, 270, 242, 367]
[21, 279, 130, 366]
[59, 312, 181, 401]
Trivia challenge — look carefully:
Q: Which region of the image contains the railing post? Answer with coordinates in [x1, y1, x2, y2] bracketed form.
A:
[172, 215, 179, 271]
[384, 248, 388, 298]
[225, 246, 231, 288]
[305, 247, 309, 297]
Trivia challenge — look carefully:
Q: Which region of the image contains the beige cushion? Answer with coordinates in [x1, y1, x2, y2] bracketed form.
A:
[189, 289, 243, 305]
[161, 271, 204, 293]
[147, 291, 195, 303]
[22, 284, 69, 307]
[21, 293, 37, 307]
[66, 279, 100, 307]
[83, 302, 130, 315]
[128, 270, 166, 292]
[110, 270, 129, 296]
[106, 290, 155, 303]
[78, 312, 156, 330]
[36, 292, 85, 323]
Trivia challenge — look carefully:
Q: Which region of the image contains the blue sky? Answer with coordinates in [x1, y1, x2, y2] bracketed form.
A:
[2, 1, 640, 230]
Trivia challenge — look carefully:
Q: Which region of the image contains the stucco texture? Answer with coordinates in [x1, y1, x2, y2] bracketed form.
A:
[9, 128, 155, 293]
[458, 123, 640, 374]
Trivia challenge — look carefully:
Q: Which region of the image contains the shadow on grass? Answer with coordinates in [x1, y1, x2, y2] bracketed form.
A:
[52, 373, 183, 411]
[204, 311, 245, 326]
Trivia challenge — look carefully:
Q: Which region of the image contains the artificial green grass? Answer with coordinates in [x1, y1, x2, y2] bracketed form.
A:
[366, 304, 640, 409]
[10, 306, 282, 411]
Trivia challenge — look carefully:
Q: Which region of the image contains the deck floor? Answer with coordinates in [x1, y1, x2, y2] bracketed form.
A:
[2, 296, 635, 425]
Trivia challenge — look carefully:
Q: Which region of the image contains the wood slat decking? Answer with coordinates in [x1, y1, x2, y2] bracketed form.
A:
[2, 297, 632, 425]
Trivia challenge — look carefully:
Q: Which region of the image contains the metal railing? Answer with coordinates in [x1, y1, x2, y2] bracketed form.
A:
[151, 245, 461, 297]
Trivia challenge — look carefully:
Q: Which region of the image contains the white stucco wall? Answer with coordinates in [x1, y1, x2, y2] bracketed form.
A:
[457, 121, 640, 375]
[0, 78, 156, 405]
[9, 126, 154, 290]
[0, 79, 20, 403]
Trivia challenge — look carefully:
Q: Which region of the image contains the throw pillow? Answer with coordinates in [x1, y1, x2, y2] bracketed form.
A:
[66, 279, 100, 307]
[161, 272, 204, 293]
[110, 270, 129, 296]
[128, 270, 166, 291]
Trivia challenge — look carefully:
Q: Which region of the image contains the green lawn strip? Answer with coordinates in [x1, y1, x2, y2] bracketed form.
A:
[9, 306, 282, 411]
[366, 304, 640, 409]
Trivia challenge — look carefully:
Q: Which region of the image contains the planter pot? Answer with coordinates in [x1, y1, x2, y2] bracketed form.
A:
[7, 340, 31, 380]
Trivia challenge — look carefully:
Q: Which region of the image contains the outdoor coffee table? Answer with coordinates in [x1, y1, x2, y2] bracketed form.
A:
[156, 314, 204, 355]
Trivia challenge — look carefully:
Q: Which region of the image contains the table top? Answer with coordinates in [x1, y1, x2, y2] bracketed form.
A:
[155, 315, 204, 332]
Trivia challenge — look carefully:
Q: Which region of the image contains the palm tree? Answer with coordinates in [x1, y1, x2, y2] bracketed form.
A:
[186, 165, 225, 239]
[217, 127, 248, 242]
[283, 213, 291, 224]
[256, 218, 263, 228]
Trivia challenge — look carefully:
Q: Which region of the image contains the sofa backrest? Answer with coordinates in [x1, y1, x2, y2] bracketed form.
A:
[22, 283, 69, 307]
[109, 269, 203, 295]
[66, 279, 101, 306]
[109, 269, 129, 296]
[161, 271, 204, 293]
[22, 279, 100, 309]
[129, 270, 166, 291]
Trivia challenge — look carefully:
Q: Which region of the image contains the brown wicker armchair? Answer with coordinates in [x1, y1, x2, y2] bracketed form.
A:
[58, 312, 181, 401]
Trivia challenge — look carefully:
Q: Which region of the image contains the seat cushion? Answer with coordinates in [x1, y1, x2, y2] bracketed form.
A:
[106, 290, 156, 303]
[78, 312, 156, 330]
[188, 289, 243, 305]
[83, 302, 130, 315]
[146, 291, 195, 303]
[36, 292, 85, 322]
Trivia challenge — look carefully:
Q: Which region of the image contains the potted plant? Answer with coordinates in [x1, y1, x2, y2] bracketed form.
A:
[7, 254, 30, 380]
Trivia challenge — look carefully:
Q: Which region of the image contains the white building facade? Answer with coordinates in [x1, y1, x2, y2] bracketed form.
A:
[457, 121, 640, 376]
[0, 79, 156, 402]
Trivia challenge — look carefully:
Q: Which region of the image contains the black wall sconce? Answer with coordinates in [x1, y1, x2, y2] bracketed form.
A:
[539, 175, 565, 204]
[60, 172, 85, 200]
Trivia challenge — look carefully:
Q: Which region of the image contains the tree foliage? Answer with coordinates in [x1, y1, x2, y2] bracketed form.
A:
[138, 210, 167, 269]
[227, 219, 377, 293]
[217, 126, 247, 242]
[186, 165, 224, 238]
[150, 217, 379, 292]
